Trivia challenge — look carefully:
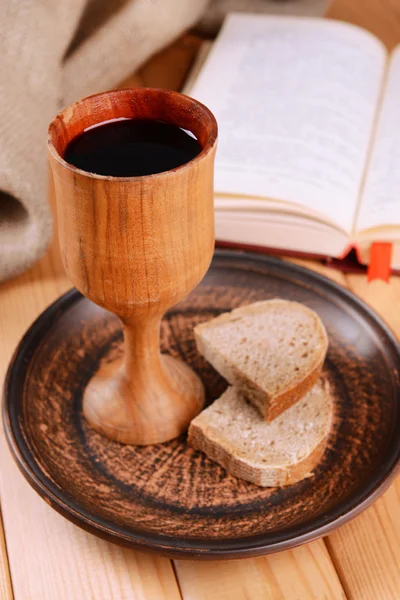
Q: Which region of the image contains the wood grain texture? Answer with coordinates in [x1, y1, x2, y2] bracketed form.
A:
[0, 511, 13, 600]
[290, 261, 400, 600]
[175, 540, 346, 600]
[297, 2, 400, 592]
[326, 485, 400, 600]
[286, 257, 348, 287]
[0, 244, 181, 599]
[48, 87, 217, 445]
[0, 470, 181, 600]
[323, 275, 400, 600]
[1, 0, 400, 594]
[327, 0, 400, 50]
[120, 35, 204, 92]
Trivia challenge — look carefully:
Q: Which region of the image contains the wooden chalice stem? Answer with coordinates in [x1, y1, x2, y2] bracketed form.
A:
[123, 316, 162, 375]
[83, 313, 205, 445]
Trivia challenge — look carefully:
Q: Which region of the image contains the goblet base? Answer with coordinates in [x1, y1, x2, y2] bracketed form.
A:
[83, 354, 205, 445]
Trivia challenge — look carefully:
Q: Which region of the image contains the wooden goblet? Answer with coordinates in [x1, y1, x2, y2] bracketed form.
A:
[48, 88, 217, 445]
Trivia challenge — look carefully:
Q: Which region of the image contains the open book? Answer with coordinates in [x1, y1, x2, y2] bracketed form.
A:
[185, 14, 400, 269]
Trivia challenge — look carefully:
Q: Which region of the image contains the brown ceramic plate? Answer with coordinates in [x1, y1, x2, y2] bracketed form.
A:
[3, 250, 400, 559]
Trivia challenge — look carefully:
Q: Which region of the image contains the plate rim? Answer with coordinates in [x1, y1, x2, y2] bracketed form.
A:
[3, 250, 400, 559]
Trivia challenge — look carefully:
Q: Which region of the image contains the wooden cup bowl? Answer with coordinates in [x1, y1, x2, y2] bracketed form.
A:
[48, 88, 218, 445]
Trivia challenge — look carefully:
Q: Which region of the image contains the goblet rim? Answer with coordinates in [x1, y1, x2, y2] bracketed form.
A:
[48, 87, 218, 183]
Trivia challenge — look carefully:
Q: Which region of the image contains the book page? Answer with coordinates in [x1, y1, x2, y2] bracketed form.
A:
[355, 46, 400, 234]
[189, 14, 386, 233]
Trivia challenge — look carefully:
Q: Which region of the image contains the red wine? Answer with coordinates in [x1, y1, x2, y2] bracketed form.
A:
[64, 118, 202, 177]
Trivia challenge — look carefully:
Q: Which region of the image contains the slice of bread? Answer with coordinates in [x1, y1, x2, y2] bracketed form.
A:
[188, 381, 333, 487]
[194, 299, 328, 421]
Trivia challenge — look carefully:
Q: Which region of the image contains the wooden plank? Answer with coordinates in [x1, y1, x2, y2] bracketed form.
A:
[281, 268, 400, 600]
[285, 257, 348, 286]
[326, 485, 400, 600]
[120, 34, 203, 92]
[322, 3, 400, 593]
[175, 540, 346, 600]
[346, 275, 400, 330]
[0, 511, 13, 600]
[327, 0, 400, 50]
[319, 274, 400, 600]
[326, 492, 400, 600]
[382, 274, 400, 302]
[280, 266, 400, 600]
[0, 247, 181, 600]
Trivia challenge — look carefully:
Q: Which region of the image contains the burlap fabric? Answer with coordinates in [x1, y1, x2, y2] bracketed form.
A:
[0, 0, 327, 282]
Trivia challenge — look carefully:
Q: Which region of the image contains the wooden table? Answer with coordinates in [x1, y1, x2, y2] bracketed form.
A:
[1, 1, 400, 598]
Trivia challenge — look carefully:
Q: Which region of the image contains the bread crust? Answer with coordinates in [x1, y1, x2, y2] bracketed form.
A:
[188, 419, 329, 487]
[195, 300, 329, 421]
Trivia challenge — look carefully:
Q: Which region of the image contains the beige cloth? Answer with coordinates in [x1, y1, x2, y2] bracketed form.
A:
[0, 0, 209, 282]
[0, 0, 327, 283]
